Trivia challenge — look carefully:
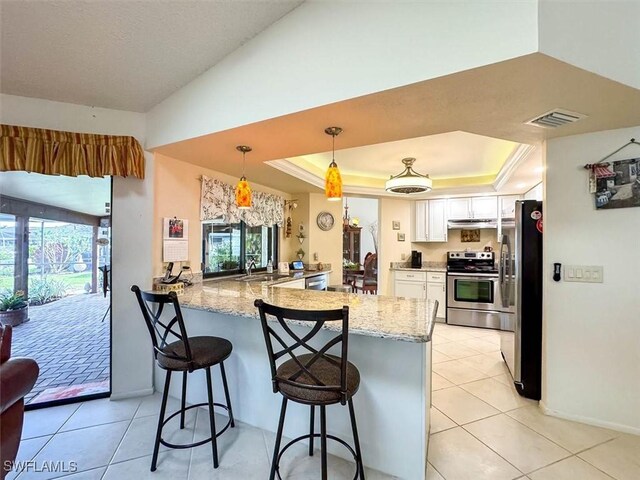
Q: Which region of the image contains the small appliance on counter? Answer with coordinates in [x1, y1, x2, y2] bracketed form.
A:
[290, 260, 305, 271]
[411, 250, 422, 268]
[278, 262, 290, 274]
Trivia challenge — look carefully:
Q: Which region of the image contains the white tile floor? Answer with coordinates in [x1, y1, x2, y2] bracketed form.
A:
[428, 322, 640, 480]
[12, 395, 393, 480]
[10, 322, 640, 479]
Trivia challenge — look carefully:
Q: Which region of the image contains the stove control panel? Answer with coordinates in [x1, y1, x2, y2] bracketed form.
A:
[448, 251, 494, 260]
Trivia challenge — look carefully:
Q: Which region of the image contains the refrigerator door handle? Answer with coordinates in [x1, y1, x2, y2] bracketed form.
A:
[504, 235, 512, 307]
[499, 236, 506, 286]
[499, 234, 509, 308]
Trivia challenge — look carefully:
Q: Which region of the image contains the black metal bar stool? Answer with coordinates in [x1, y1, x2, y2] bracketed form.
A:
[255, 299, 365, 480]
[131, 286, 235, 471]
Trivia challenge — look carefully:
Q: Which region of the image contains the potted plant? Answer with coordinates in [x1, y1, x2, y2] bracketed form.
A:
[0, 290, 29, 326]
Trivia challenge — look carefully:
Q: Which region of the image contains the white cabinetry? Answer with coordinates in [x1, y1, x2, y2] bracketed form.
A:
[413, 201, 428, 242]
[273, 278, 305, 289]
[393, 270, 447, 321]
[448, 196, 497, 220]
[412, 200, 448, 243]
[499, 195, 521, 218]
[471, 197, 498, 219]
[426, 272, 446, 321]
[448, 198, 471, 220]
[394, 280, 426, 299]
[427, 199, 448, 242]
[393, 271, 426, 299]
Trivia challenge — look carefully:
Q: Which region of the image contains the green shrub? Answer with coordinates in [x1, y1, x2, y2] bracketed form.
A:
[29, 277, 68, 306]
[0, 290, 28, 311]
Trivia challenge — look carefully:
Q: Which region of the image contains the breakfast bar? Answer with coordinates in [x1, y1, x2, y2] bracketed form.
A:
[162, 278, 436, 479]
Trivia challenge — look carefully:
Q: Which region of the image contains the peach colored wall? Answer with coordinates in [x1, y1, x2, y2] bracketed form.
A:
[307, 193, 343, 285]
[284, 192, 343, 285]
[412, 228, 499, 262]
[379, 197, 412, 296]
[153, 153, 292, 276]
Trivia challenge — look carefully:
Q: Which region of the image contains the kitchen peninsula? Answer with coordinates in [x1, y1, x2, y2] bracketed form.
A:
[169, 277, 436, 479]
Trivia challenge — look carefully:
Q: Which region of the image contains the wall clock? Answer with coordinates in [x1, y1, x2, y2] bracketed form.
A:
[316, 211, 335, 231]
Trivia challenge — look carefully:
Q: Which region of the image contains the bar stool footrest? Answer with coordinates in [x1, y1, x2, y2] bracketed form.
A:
[274, 433, 362, 480]
[159, 401, 232, 449]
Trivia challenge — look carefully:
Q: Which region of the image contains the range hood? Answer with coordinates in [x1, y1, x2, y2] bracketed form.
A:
[447, 219, 497, 230]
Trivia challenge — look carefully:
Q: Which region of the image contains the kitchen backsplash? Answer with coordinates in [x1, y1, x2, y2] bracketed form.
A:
[411, 228, 499, 261]
[390, 261, 447, 269]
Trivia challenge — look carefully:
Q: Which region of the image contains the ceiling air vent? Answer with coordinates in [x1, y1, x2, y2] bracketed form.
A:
[525, 109, 587, 129]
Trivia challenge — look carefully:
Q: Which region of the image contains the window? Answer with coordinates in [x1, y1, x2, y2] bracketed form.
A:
[202, 219, 278, 277]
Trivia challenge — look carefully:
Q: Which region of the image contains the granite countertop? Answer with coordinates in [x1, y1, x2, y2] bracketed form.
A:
[265, 270, 331, 285]
[389, 262, 447, 273]
[178, 278, 436, 343]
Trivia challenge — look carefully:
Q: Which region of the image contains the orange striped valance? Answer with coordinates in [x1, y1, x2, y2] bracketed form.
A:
[0, 124, 145, 179]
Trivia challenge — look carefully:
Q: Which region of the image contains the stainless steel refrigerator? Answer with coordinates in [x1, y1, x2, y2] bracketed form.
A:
[499, 200, 543, 400]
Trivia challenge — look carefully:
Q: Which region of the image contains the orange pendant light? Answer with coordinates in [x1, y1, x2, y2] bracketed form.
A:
[235, 145, 252, 209]
[324, 127, 343, 201]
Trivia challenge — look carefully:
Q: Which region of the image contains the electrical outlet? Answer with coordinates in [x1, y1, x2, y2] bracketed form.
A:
[563, 265, 603, 283]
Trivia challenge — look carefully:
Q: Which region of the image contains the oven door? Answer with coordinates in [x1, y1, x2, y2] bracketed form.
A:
[447, 273, 499, 311]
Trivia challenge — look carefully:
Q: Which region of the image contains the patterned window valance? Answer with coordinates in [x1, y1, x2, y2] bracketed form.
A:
[200, 176, 285, 227]
[0, 124, 145, 178]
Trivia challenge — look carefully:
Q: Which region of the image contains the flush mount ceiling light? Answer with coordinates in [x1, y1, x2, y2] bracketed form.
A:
[385, 157, 433, 194]
[324, 126, 343, 201]
[235, 145, 252, 209]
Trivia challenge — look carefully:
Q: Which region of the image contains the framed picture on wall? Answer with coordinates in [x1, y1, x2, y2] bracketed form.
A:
[163, 217, 189, 240]
[593, 157, 640, 209]
[397, 233, 405, 242]
[392, 221, 401, 230]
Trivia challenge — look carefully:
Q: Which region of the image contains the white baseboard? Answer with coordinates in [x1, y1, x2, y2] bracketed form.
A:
[110, 387, 154, 401]
[539, 400, 640, 436]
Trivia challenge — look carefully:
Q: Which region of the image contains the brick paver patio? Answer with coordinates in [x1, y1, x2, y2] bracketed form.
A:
[11, 293, 110, 405]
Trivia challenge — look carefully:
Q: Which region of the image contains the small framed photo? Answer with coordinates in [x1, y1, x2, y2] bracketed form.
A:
[397, 232, 405, 242]
[163, 217, 189, 240]
[392, 221, 401, 230]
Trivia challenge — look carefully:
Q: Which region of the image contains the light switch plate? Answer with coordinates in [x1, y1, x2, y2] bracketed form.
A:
[563, 265, 603, 283]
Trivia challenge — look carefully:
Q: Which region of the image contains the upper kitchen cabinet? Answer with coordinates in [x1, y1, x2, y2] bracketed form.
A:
[499, 195, 521, 219]
[428, 199, 448, 242]
[471, 196, 498, 219]
[448, 198, 471, 220]
[412, 200, 447, 243]
[448, 196, 498, 220]
[413, 201, 428, 242]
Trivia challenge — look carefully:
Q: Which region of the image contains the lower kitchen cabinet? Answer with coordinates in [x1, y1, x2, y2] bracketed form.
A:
[426, 281, 446, 320]
[393, 270, 427, 299]
[393, 270, 447, 321]
[273, 278, 305, 289]
[394, 279, 426, 299]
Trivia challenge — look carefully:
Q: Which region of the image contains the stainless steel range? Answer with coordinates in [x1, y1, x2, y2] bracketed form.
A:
[446, 251, 514, 330]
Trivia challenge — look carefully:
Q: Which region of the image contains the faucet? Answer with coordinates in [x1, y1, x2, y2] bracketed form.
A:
[246, 259, 257, 276]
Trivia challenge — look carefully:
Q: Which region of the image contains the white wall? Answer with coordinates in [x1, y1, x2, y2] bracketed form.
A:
[543, 126, 640, 433]
[539, 0, 640, 90]
[525, 182, 543, 201]
[0, 94, 154, 399]
[344, 196, 378, 264]
[146, 0, 538, 148]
